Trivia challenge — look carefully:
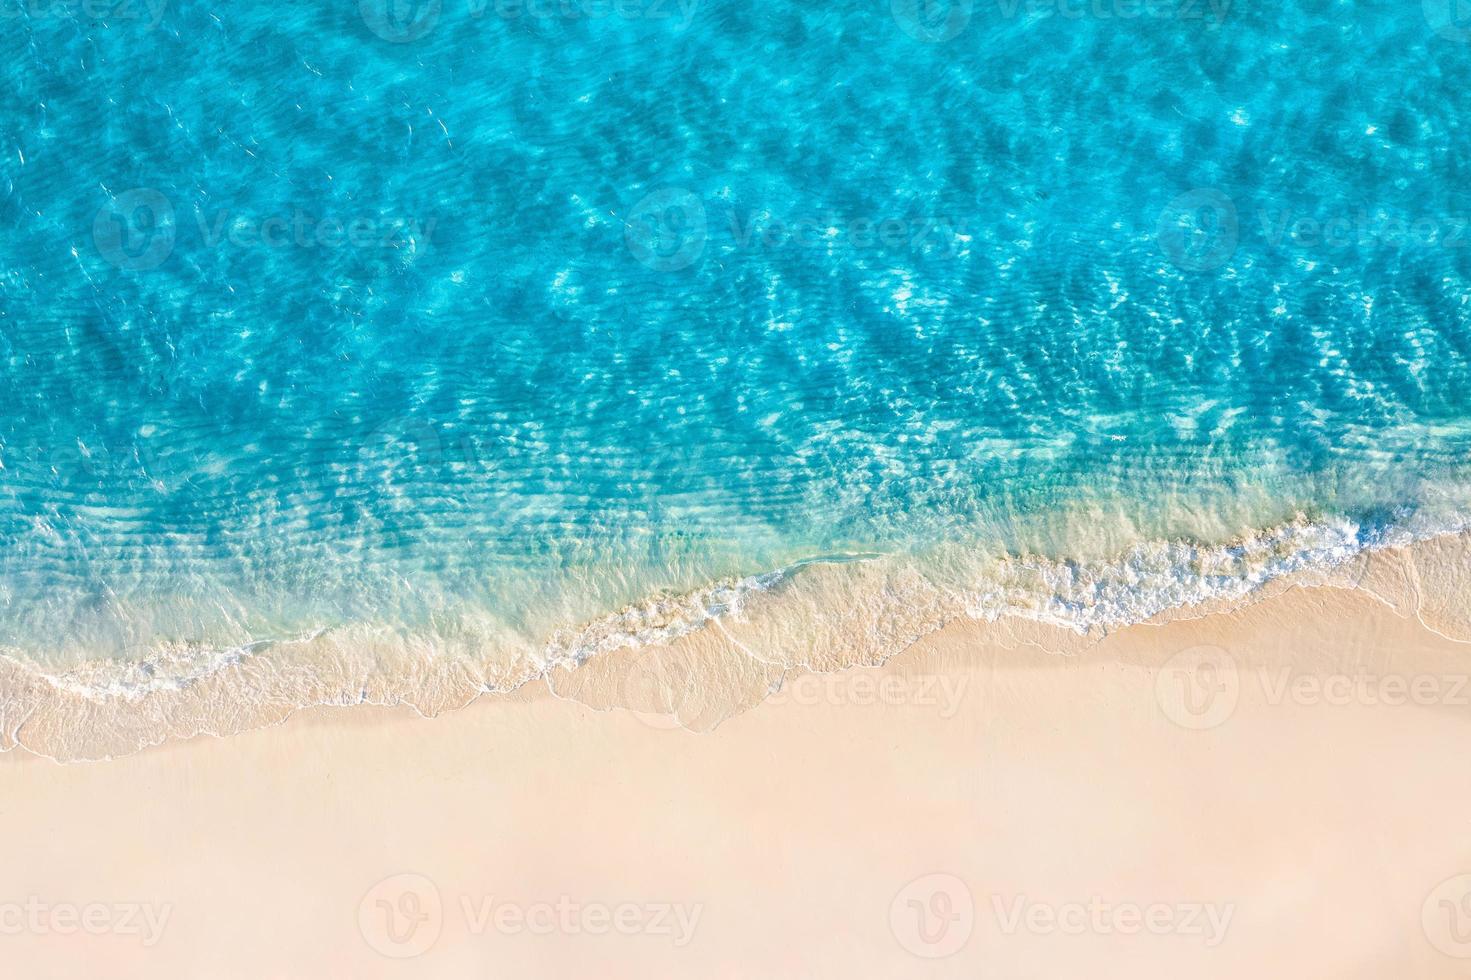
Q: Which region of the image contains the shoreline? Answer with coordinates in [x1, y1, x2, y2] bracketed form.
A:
[3, 518, 1471, 761]
[3, 579, 1471, 975]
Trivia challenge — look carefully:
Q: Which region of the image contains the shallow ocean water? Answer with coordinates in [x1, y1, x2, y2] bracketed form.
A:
[1, 0, 1471, 692]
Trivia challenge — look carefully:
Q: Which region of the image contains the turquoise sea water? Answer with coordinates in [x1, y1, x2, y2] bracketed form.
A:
[2, 0, 1471, 687]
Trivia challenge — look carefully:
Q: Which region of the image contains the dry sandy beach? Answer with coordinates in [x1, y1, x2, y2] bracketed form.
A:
[4, 574, 1471, 979]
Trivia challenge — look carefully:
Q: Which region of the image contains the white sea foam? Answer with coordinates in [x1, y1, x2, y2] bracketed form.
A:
[9, 509, 1468, 717]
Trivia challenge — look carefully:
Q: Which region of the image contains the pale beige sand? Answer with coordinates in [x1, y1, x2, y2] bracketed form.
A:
[4, 581, 1471, 978]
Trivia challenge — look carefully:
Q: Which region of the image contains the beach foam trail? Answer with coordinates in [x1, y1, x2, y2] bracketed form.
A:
[4, 2, 1471, 757]
[4, 516, 1471, 761]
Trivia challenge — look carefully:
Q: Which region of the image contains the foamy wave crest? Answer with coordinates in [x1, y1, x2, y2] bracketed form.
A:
[955, 514, 1428, 633]
[3, 515, 1470, 760]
